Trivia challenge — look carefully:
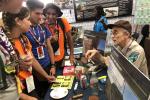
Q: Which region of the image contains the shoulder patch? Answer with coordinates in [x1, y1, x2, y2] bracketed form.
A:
[128, 52, 140, 63]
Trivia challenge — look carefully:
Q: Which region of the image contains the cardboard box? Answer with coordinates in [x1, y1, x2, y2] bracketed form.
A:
[63, 66, 75, 76]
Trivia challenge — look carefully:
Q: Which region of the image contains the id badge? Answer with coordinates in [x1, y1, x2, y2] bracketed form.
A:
[55, 49, 60, 55]
[37, 46, 45, 59]
[26, 75, 35, 93]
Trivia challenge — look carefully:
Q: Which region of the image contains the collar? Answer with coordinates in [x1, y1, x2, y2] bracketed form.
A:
[121, 39, 133, 55]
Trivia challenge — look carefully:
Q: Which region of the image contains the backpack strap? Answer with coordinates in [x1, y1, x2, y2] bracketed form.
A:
[57, 18, 67, 51]
[57, 18, 65, 34]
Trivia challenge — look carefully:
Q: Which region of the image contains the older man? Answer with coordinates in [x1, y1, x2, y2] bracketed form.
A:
[85, 20, 148, 77]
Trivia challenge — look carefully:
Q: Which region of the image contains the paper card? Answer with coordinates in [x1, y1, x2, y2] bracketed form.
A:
[55, 49, 60, 55]
[26, 75, 35, 93]
[37, 46, 45, 59]
[51, 76, 74, 89]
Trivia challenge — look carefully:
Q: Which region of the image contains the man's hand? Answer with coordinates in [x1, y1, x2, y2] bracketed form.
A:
[50, 67, 56, 76]
[85, 49, 105, 63]
[85, 49, 99, 59]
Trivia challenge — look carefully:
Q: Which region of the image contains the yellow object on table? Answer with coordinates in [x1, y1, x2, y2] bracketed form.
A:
[51, 76, 74, 89]
[98, 76, 107, 80]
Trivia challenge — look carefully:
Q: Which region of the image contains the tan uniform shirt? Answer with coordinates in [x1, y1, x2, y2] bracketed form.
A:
[118, 40, 149, 77]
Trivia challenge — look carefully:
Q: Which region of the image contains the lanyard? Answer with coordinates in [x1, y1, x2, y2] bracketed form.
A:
[19, 35, 28, 54]
[29, 25, 46, 46]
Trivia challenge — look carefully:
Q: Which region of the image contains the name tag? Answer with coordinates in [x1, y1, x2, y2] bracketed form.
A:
[37, 46, 45, 59]
[55, 49, 60, 55]
[26, 75, 35, 93]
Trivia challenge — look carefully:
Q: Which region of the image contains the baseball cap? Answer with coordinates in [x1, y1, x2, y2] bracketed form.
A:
[108, 20, 132, 34]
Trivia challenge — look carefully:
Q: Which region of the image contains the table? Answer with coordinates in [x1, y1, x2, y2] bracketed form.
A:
[44, 66, 107, 100]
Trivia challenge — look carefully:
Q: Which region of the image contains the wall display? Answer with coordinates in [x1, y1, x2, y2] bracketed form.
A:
[134, 0, 150, 24]
[54, 0, 76, 23]
[54, 0, 74, 9]
[74, 0, 133, 21]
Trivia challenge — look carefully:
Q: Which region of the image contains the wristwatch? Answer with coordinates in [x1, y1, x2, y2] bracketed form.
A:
[51, 63, 56, 68]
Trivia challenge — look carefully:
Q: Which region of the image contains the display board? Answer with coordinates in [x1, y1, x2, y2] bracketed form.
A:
[134, 0, 150, 24]
[54, 0, 76, 23]
[74, 0, 133, 21]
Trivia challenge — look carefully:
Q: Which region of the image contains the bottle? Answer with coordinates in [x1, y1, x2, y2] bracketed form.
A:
[89, 72, 99, 100]
[90, 72, 99, 95]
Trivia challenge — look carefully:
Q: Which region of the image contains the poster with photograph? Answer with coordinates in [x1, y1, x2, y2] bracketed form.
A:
[104, 7, 119, 17]
[74, 0, 133, 21]
[54, 0, 74, 9]
[54, 0, 76, 23]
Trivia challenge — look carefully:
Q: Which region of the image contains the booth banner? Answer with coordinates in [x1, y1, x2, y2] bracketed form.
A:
[74, 0, 133, 21]
[134, 0, 150, 25]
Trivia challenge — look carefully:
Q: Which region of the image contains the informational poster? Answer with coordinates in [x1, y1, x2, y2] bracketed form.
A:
[74, 0, 133, 21]
[54, 0, 76, 23]
[134, 0, 150, 24]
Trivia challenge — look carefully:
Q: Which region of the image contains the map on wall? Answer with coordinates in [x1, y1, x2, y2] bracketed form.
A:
[74, 0, 133, 21]
[134, 0, 150, 25]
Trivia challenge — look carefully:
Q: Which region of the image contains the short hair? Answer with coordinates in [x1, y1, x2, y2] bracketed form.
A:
[26, 0, 44, 11]
[2, 7, 29, 31]
[95, 5, 106, 16]
[43, 3, 63, 17]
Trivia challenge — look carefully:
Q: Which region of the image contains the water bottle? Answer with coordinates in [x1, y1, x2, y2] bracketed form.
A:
[89, 72, 99, 100]
[90, 72, 99, 96]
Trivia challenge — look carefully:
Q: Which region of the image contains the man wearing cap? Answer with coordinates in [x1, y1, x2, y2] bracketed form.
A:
[85, 20, 149, 77]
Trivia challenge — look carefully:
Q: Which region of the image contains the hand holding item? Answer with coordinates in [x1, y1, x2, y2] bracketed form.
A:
[85, 49, 99, 59]
[50, 67, 56, 76]
[46, 75, 56, 83]
[85, 49, 106, 64]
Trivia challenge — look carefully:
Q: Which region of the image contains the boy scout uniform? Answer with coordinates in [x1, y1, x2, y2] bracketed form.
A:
[118, 40, 149, 77]
[108, 20, 149, 77]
